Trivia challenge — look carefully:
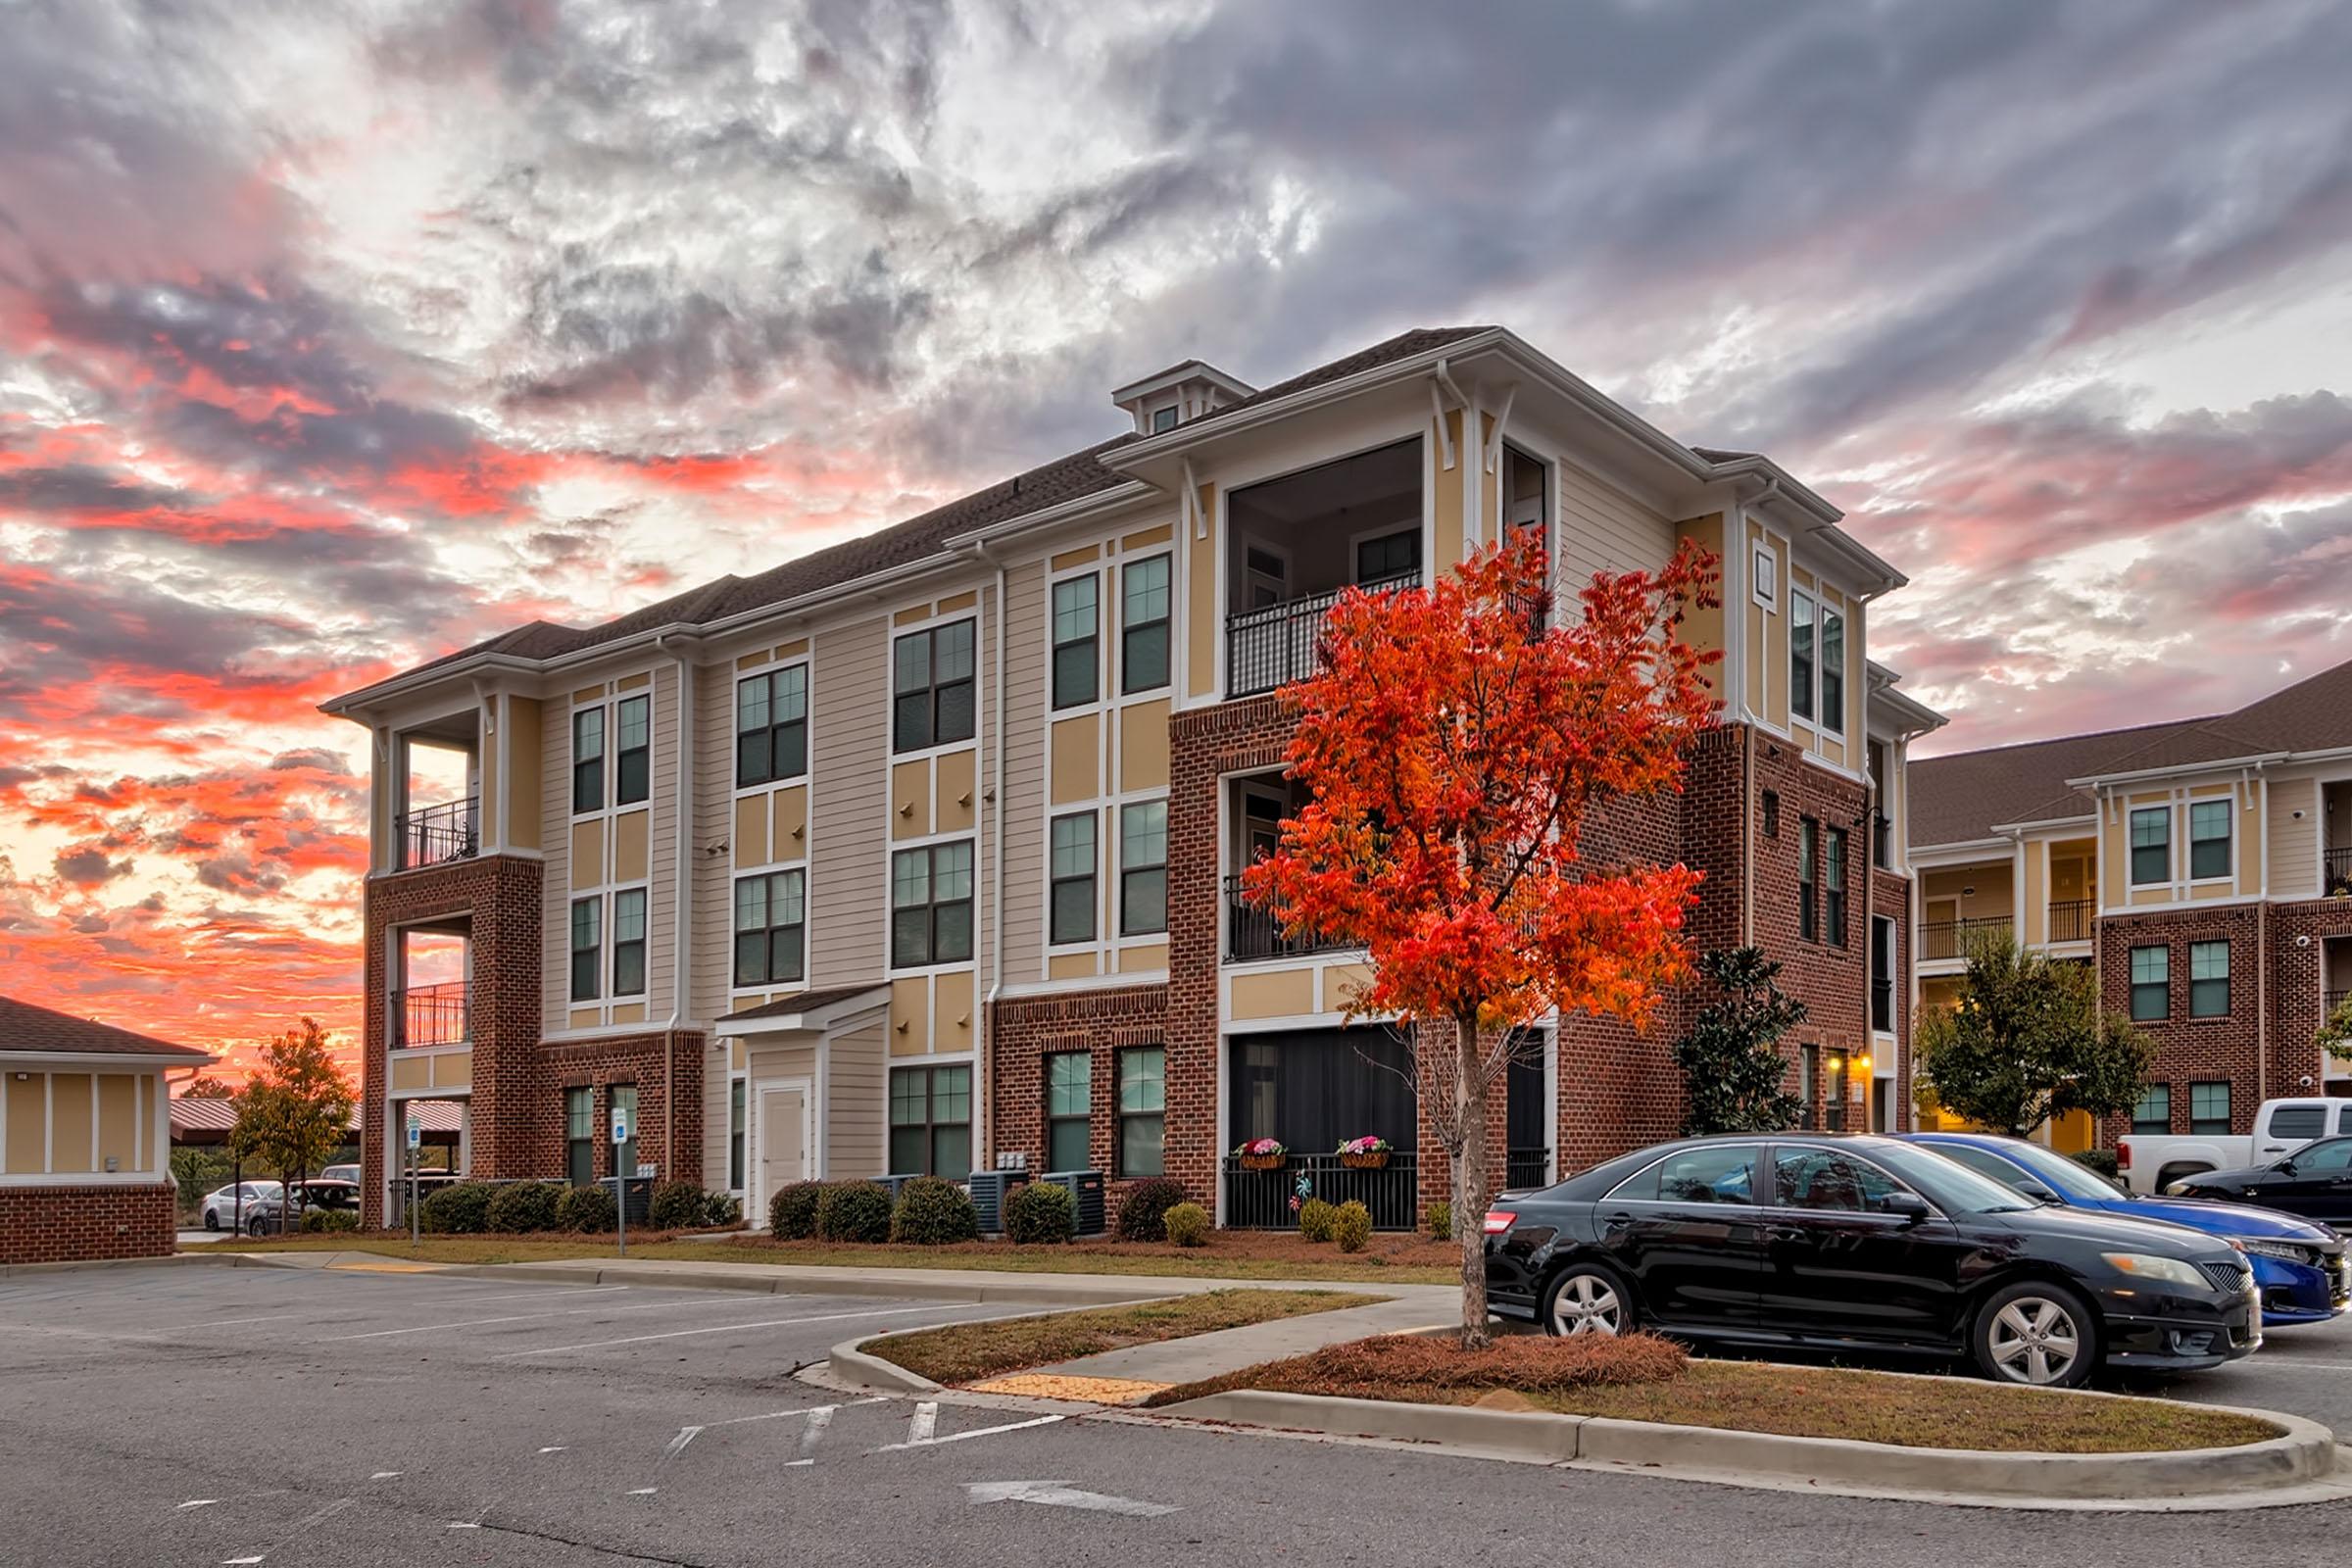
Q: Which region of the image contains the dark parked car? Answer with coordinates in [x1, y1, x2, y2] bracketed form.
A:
[1911, 1132, 2348, 1327]
[1484, 1134, 2259, 1387]
[242, 1179, 361, 1235]
[2169, 1135, 2352, 1227]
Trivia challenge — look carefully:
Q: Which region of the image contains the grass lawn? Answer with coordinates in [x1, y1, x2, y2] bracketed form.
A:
[226, 1229, 1458, 1283]
[869, 1290, 1377, 1386]
[1149, 1335, 2281, 1454]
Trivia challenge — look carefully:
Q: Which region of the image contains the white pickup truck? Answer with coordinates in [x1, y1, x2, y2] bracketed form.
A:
[2116, 1097, 2352, 1195]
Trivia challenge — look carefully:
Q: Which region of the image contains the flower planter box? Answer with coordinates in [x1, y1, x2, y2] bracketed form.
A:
[1239, 1153, 1288, 1172]
[1339, 1152, 1390, 1170]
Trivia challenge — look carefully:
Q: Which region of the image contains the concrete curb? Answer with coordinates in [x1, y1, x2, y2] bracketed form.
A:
[0, 1251, 229, 1280]
[1150, 1389, 2348, 1511]
[823, 1297, 1194, 1396]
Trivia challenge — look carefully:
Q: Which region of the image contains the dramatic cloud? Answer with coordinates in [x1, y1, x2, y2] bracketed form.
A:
[3, 0, 2349, 1066]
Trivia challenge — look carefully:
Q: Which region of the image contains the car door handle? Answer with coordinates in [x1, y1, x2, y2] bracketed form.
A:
[1602, 1210, 1635, 1234]
[1765, 1224, 1807, 1243]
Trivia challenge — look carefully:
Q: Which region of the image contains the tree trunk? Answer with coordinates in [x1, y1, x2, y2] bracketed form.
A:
[1453, 1012, 1492, 1347]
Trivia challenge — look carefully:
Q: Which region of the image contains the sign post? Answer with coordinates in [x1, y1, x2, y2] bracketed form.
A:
[406, 1109, 422, 1249]
[611, 1108, 630, 1257]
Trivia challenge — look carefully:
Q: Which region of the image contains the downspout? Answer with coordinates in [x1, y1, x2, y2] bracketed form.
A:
[1740, 724, 1755, 948]
[977, 542, 1008, 1166]
[659, 634, 694, 1182]
[2256, 767, 2269, 1109]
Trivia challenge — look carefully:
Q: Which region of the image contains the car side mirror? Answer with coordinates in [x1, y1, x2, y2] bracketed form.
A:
[1882, 1192, 1932, 1224]
[2275, 1159, 2297, 1176]
[2017, 1182, 2059, 1204]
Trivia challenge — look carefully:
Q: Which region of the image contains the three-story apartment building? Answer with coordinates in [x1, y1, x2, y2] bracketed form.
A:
[1909, 660, 2352, 1151]
[325, 324, 1939, 1231]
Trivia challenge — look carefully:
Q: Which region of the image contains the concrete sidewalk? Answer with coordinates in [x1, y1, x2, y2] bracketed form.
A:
[1031, 1293, 1451, 1386]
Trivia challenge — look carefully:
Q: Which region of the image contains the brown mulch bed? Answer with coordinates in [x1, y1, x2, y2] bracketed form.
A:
[1143, 1330, 1687, 1406]
[869, 1290, 1379, 1386]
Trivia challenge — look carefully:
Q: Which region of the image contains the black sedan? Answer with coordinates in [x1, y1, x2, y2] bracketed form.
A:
[2168, 1135, 2352, 1225]
[1484, 1134, 2259, 1387]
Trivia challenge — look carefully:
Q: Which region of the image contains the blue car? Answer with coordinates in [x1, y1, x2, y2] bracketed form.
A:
[1909, 1132, 2350, 1328]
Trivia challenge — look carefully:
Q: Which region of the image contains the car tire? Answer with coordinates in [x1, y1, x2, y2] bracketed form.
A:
[1541, 1259, 1637, 1338]
[1972, 1280, 2097, 1388]
[203, 1211, 219, 1232]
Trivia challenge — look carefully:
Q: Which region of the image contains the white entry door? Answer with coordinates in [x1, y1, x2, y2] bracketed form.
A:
[758, 1085, 810, 1216]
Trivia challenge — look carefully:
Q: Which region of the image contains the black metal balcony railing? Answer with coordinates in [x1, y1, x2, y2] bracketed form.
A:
[2328, 847, 2352, 899]
[1226, 568, 1420, 699]
[1504, 1147, 1551, 1192]
[397, 796, 479, 870]
[1224, 1152, 1420, 1231]
[1870, 976, 1894, 1035]
[1225, 875, 1351, 962]
[2327, 990, 2350, 1024]
[1918, 916, 2012, 962]
[2046, 899, 2096, 944]
[392, 982, 469, 1050]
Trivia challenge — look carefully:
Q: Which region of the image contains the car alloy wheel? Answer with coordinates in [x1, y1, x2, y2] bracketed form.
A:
[1986, 1295, 2083, 1386]
[204, 1212, 219, 1232]
[1548, 1271, 1624, 1337]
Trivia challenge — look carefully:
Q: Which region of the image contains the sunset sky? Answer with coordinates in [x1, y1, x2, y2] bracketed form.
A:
[5, 0, 2351, 1074]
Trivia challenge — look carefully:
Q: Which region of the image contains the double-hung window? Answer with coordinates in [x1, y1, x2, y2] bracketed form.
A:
[891, 841, 974, 967]
[565, 1087, 594, 1186]
[2130, 1084, 2171, 1136]
[889, 1064, 971, 1177]
[571, 707, 605, 813]
[1790, 593, 1816, 723]
[1825, 827, 1848, 948]
[2130, 808, 2170, 885]
[610, 1085, 637, 1179]
[2189, 799, 2231, 880]
[2130, 944, 2170, 1022]
[1797, 817, 1819, 941]
[612, 887, 647, 997]
[893, 619, 977, 751]
[1355, 528, 1420, 583]
[1052, 576, 1098, 710]
[733, 869, 807, 986]
[1121, 556, 1171, 693]
[735, 665, 808, 787]
[1045, 1053, 1091, 1173]
[2189, 940, 2230, 1017]
[1049, 813, 1096, 946]
[615, 694, 651, 806]
[2189, 1081, 2231, 1136]
[1118, 1046, 1165, 1177]
[1818, 606, 1845, 733]
[1120, 802, 1168, 936]
[568, 897, 602, 1003]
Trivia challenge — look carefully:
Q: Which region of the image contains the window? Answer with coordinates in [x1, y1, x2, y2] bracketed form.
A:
[2189, 939, 2230, 1017]
[565, 1087, 594, 1187]
[2189, 1081, 2231, 1137]
[893, 619, 976, 751]
[615, 694, 651, 806]
[2189, 799, 2231, 880]
[728, 1078, 746, 1192]
[569, 897, 602, 1003]
[735, 665, 808, 787]
[1355, 528, 1420, 583]
[1051, 575, 1098, 709]
[2130, 1085, 2171, 1136]
[2130, 944, 2169, 1022]
[571, 706, 605, 813]
[1790, 592, 1815, 722]
[1118, 1046, 1165, 1176]
[1866, 740, 1891, 868]
[888, 1064, 971, 1177]
[1046, 1052, 1091, 1173]
[1761, 790, 1779, 839]
[1121, 556, 1171, 693]
[612, 887, 647, 997]
[1151, 403, 1178, 434]
[1825, 827, 1848, 948]
[1606, 1144, 1756, 1204]
[1120, 801, 1168, 936]
[1870, 915, 1894, 1034]
[1049, 813, 1096, 946]
[2294, 1138, 2352, 1172]
[732, 869, 807, 986]
[2268, 1104, 2327, 1141]
[1797, 817, 1819, 941]
[610, 1084, 637, 1178]
[2130, 807, 2170, 885]
[1819, 606, 1845, 734]
[890, 841, 974, 966]
[1773, 1147, 1910, 1214]
[1752, 543, 1776, 608]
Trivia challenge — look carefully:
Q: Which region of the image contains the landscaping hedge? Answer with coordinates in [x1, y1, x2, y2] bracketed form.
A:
[650, 1181, 717, 1231]
[814, 1181, 893, 1244]
[418, 1180, 495, 1235]
[486, 1181, 564, 1234]
[301, 1208, 359, 1233]
[1297, 1197, 1338, 1243]
[1003, 1180, 1074, 1244]
[1164, 1201, 1210, 1247]
[891, 1177, 981, 1245]
[1331, 1200, 1372, 1253]
[1115, 1177, 1188, 1242]
[556, 1183, 616, 1234]
[769, 1181, 823, 1241]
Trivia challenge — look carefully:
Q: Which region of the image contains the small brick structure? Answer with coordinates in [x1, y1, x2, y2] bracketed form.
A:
[0, 1184, 178, 1266]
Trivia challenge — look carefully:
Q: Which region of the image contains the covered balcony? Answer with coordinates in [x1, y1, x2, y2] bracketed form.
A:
[391, 921, 470, 1051]
[1223, 771, 1353, 963]
[1917, 915, 2012, 963]
[1224, 438, 1423, 699]
[392, 713, 480, 872]
[2327, 781, 2352, 897]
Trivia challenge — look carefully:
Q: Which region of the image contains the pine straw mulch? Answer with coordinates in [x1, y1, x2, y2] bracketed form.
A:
[868, 1289, 1379, 1387]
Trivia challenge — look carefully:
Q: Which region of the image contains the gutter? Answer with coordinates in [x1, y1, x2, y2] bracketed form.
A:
[970, 539, 1009, 1168]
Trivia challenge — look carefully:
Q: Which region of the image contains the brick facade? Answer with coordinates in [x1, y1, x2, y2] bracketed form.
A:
[989, 984, 1172, 1214]
[0, 1183, 176, 1265]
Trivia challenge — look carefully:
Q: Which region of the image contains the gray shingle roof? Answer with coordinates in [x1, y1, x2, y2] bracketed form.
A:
[0, 994, 215, 1060]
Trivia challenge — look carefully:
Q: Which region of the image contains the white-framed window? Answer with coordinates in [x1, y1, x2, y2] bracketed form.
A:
[1052, 575, 1099, 710]
[2130, 808, 2170, 886]
[1790, 591, 1815, 723]
[2189, 799, 2232, 880]
[1120, 555, 1172, 694]
[891, 840, 976, 967]
[612, 887, 648, 997]
[568, 896, 602, 1003]
[1049, 812, 1097, 946]
[571, 706, 605, 814]
[1818, 604, 1845, 735]
[1120, 801, 1168, 936]
[892, 620, 977, 753]
[1752, 542, 1777, 610]
[615, 693, 651, 806]
[733, 868, 807, 987]
[736, 663, 808, 788]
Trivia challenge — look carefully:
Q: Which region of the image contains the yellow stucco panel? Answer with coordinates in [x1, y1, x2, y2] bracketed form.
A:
[1050, 713, 1100, 806]
[49, 1073, 92, 1172]
[936, 589, 978, 615]
[1674, 515, 1726, 694]
[774, 637, 809, 660]
[891, 759, 931, 839]
[390, 1054, 430, 1093]
[935, 970, 976, 1053]
[568, 1007, 601, 1031]
[1048, 952, 1099, 981]
[894, 604, 931, 627]
[1052, 544, 1101, 572]
[1187, 481, 1217, 698]
[935, 749, 978, 835]
[1432, 411, 1464, 573]
[1231, 966, 1316, 1021]
[572, 684, 607, 705]
[1122, 523, 1173, 551]
[96, 1073, 137, 1171]
[737, 649, 772, 669]
[611, 1003, 647, 1026]
[570, 818, 604, 891]
[612, 808, 651, 884]
[1118, 699, 1170, 793]
[430, 1051, 472, 1092]
[734, 792, 770, 868]
[1324, 961, 1376, 1011]
[890, 976, 931, 1055]
[509, 697, 543, 849]
[1117, 940, 1168, 973]
[4, 1075, 45, 1173]
[770, 785, 808, 858]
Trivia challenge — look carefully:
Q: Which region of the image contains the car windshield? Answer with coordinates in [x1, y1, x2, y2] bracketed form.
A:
[1986, 1141, 2129, 1202]
[1857, 1143, 2043, 1214]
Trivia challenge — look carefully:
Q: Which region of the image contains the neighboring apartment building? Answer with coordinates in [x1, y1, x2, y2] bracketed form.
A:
[323, 323, 1938, 1232]
[1908, 660, 2352, 1151]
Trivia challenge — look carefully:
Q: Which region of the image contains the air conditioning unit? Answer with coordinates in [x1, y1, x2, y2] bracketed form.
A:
[1042, 1169, 1106, 1237]
[965, 1170, 1030, 1234]
[876, 1174, 923, 1202]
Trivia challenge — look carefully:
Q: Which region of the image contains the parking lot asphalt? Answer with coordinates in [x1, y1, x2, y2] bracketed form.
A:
[3, 1263, 2349, 1567]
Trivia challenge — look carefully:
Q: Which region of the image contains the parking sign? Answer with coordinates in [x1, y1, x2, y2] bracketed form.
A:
[405, 1111, 420, 1152]
[612, 1110, 629, 1146]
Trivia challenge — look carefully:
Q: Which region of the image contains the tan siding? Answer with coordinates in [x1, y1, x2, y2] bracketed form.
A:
[808, 614, 890, 984]
[701, 1041, 732, 1191]
[999, 557, 1049, 982]
[542, 694, 573, 1031]
[2271, 775, 2321, 895]
[645, 664, 681, 1015]
[1557, 459, 1675, 586]
[826, 1017, 888, 1179]
[691, 660, 735, 1022]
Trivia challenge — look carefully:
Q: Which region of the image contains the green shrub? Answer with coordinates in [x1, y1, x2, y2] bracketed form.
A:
[556, 1183, 616, 1234]
[1332, 1200, 1372, 1253]
[703, 1191, 743, 1228]
[1164, 1201, 1211, 1248]
[1004, 1180, 1075, 1245]
[1423, 1200, 1454, 1240]
[814, 1181, 894, 1244]
[890, 1177, 981, 1245]
[418, 1180, 495, 1235]
[1115, 1177, 1189, 1242]
[486, 1181, 563, 1234]
[1297, 1197, 1339, 1243]
[768, 1181, 823, 1240]
[650, 1181, 715, 1231]
[2071, 1149, 2122, 1182]
[301, 1207, 359, 1233]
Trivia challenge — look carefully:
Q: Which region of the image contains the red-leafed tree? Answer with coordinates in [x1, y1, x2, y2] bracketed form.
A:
[1242, 532, 1720, 1340]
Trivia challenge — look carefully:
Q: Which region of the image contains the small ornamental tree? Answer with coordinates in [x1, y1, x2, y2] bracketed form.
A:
[2321, 996, 2352, 1063]
[1244, 532, 1719, 1342]
[179, 1074, 238, 1100]
[1674, 947, 1806, 1135]
[228, 1018, 356, 1224]
[1915, 930, 2153, 1138]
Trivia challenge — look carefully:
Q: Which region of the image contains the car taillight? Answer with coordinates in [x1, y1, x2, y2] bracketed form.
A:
[2116, 1139, 2132, 1170]
[1483, 1209, 1517, 1236]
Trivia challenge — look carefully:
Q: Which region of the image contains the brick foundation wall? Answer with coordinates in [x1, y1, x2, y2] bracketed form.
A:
[0, 1183, 176, 1265]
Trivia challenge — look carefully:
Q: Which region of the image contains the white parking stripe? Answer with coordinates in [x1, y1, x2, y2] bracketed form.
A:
[498, 1303, 951, 1357]
[906, 1403, 938, 1446]
[320, 1294, 720, 1342]
[871, 1412, 1065, 1452]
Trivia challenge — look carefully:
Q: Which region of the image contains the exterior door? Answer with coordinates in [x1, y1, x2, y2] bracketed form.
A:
[758, 1086, 809, 1217]
[1758, 1144, 1974, 1348]
[1592, 1142, 1765, 1331]
[2258, 1138, 2352, 1224]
